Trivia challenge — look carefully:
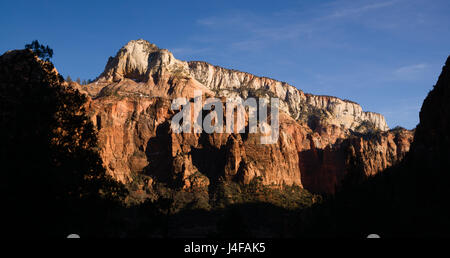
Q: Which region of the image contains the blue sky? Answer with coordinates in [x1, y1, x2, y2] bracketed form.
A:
[1, 0, 449, 129]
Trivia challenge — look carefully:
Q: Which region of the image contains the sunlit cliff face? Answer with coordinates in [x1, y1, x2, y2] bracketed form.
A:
[74, 39, 408, 193]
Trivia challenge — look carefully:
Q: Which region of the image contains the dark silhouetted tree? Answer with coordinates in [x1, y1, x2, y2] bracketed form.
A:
[25, 40, 53, 61]
[0, 49, 126, 237]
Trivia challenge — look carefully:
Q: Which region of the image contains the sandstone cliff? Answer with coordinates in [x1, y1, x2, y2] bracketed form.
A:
[78, 39, 411, 194]
[188, 61, 389, 131]
[94, 40, 388, 132]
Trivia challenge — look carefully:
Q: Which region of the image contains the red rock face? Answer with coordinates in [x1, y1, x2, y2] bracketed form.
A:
[84, 91, 412, 194]
[78, 40, 414, 194]
[86, 96, 173, 183]
[299, 128, 413, 193]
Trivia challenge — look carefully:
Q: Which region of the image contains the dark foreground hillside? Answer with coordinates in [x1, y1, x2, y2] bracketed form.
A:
[0, 49, 126, 237]
[297, 55, 450, 237]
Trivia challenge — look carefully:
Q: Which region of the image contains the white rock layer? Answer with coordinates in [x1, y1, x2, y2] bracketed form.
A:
[96, 39, 389, 132]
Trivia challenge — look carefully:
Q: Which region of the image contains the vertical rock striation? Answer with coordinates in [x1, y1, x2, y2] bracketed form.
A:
[76, 39, 410, 193]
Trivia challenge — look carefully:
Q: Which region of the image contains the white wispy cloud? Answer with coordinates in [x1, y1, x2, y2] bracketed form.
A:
[193, 0, 403, 52]
[393, 63, 428, 79]
[325, 0, 399, 19]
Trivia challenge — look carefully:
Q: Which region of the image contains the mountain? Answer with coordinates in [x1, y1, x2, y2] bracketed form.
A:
[93, 39, 389, 131]
[1, 43, 448, 237]
[74, 39, 412, 194]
